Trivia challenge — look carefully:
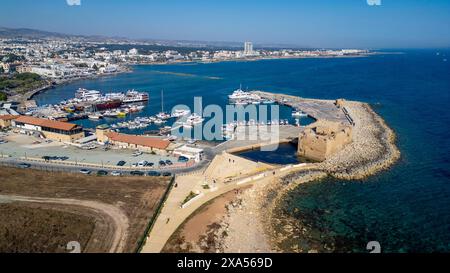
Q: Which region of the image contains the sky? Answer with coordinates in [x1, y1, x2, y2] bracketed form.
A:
[1, 0, 450, 48]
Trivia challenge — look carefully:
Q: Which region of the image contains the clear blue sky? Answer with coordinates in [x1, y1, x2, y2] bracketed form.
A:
[1, 0, 450, 48]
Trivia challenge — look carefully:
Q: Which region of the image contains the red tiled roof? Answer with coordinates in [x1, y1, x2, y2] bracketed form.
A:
[0, 115, 19, 121]
[105, 132, 170, 150]
[13, 116, 80, 131]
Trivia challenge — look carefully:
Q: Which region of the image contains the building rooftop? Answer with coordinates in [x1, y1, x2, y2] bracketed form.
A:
[105, 132, 170, 150]
[14, 115, 80, 131]
[0, 114, 20, 121]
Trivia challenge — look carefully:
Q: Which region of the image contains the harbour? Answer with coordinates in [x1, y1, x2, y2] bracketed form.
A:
[2, 52, 450, 253]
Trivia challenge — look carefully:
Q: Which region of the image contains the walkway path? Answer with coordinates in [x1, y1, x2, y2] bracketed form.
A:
[141, 153, 312, 253]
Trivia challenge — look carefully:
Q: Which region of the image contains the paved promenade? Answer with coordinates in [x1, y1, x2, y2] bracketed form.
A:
[141, 152, 312, 253]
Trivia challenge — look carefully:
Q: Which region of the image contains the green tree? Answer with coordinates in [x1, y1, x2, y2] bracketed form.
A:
[0, 91, 7, 101]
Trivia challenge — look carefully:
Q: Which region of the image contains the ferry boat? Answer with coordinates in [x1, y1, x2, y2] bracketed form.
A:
[124, 90, 149, 103]
[104, 90, 149, 103]
[75, 88, 101, 101]
[228, 86, 261, 102]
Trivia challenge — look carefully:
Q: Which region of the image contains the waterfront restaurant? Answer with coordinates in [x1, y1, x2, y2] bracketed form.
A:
[104, 131, 171, 155]
[12, 116, 85, 143]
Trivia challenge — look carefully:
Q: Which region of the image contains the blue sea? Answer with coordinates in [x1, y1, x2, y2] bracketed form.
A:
[34, 49, 450, 252]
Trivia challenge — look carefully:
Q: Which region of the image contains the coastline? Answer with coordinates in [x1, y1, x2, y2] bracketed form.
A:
[264, 101, 401, 252]
[179, 100, 401, 253]
[18, 52, 387, 104]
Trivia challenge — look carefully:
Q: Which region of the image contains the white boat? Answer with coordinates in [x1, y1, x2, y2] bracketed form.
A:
[154, 119, 165, 125]
[171, 109, 191, 118]
[122, 90, 149, 103]
[75, 88, 101, 101]
[156, 112, 171, 120]
[156, 89, 171, 120]
[292, 110, 307, 117]
[182, 113, 204, 128]
[263, 100, 275, 104]
[104, 89, 149, 103]
[228, 85, 261, 101]
[88, 113, 103, 120]
[233, 100, 248, 106]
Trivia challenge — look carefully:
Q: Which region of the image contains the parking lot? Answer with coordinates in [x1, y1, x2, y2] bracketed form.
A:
[0, 133, 179, 170]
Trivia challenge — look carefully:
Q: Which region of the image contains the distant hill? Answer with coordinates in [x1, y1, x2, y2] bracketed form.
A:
[0, 26, 305, 49]
[0, 27, 75, 39]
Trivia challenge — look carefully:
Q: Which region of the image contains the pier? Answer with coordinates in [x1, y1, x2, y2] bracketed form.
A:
[253, 91, 351, 125]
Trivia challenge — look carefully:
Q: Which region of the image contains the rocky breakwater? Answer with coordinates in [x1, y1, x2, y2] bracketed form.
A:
[318, 101, 401, 180]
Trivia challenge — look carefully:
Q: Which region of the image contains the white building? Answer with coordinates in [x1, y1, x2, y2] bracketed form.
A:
[244, 42, 253, 55]
[128, 48, 139, 55]
[173, 145, 204, 162]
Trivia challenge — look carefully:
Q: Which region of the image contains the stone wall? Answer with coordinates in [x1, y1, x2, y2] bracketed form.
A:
[298, 120, 353, 162]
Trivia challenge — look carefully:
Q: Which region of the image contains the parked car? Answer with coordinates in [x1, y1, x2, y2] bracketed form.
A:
[97, 170, 108, 176]
[130, 170, 145, 176]
[165, 160, 173, 165]
[158, 160, 166, 166]
[116, 160, 126, 166]
[178, 156, 189, 163]
[145, 162, 154, 167]
[132, 151, 143, 157]
[79, 169, 91, 175]
[137, 160, 148, 167]
[147, 171, 161, 177]
[162, 172, 172, 177]
[111, 171, 122, 176]
[18, 162, 31, 169]
[0, 139, 8, 144]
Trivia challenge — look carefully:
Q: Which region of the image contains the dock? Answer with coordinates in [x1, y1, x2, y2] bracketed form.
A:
[253, 91, 351, 125]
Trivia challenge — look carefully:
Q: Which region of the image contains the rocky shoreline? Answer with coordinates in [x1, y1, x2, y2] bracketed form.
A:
[215, 100, 401, 253]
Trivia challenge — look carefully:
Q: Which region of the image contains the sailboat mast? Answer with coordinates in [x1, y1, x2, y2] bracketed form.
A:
[161, 89, 163, 113]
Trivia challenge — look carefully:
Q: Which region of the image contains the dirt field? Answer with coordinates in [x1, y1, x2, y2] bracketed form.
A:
[0, 202, 95, 253]
[0, 167, 170, 253]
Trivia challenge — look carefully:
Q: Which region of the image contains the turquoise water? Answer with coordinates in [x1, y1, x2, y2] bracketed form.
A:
[34, 50, 450, 252]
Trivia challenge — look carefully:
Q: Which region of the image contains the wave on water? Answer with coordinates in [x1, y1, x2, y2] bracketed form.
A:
[150, 70, 222, 80]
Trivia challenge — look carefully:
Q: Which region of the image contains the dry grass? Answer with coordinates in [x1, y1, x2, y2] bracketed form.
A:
[0, 167, 170, 252]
